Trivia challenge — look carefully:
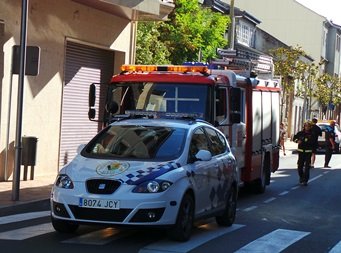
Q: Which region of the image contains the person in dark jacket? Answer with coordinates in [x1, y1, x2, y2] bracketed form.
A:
[324, 120, 336, 168]
[310, 117, 322, 168]
[293, 121, 315, 186]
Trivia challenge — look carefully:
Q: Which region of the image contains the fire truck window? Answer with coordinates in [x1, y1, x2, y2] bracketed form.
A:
[240, 89, 246, 123]
[230, 88, 241, 112]
[216, 87, 227, 122]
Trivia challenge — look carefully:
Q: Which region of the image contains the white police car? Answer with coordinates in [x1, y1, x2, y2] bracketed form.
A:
[51, 116, 238, 241]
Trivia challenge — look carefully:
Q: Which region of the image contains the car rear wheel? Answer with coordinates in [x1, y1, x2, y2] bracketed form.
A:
[51, 216, 79, 233]
[168, 193, 194, 242]
[216, 185, 237, 226]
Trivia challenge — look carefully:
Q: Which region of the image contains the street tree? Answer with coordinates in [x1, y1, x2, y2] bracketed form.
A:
[162, 0, 229, 64]
[315, 74, 341, 118]
[270, 46, 306, 123]
[136, 0, 229, 65]
[136, 22, 171, 65]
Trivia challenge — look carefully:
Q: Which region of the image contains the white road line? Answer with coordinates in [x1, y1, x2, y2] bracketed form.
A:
[263, 197, 276, 204]
[291, 185, 300, 190]
[62, 227, 132, 245]
[0, 211, 50, 225]
[234, 228, 310, 253]
[329, 241, 341, 253]
[139, 223, 245, 253]
[278, 191, 289, 196]
[243, 206, 257, 212]
[309, 174, 323, 183]
[0, 222, 54, 240]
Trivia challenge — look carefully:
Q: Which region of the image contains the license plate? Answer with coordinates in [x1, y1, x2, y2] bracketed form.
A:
[79, 198, 120, 209]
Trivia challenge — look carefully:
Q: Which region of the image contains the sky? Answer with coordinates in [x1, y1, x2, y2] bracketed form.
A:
[296, 0, 341, 25]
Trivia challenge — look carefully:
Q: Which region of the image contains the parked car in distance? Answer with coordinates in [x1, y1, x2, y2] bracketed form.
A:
[316, 120, 341, 153]
[50, 115, 239, 242]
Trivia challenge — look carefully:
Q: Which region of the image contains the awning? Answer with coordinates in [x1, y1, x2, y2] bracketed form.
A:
[72, 0, 174, 21]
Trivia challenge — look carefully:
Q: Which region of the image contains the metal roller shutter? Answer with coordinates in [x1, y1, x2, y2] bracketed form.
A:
[60, 41, 114, 167]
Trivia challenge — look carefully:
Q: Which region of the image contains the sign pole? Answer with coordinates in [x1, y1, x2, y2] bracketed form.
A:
[12, 0, 29, 201]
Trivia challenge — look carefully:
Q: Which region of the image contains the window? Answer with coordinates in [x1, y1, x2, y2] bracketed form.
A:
[236, 21, 254, 47]
[204, 127, 228, 156]
[216, 87, 228, 123]
[188, 128, 209, 162]
[336, 34, 340, 52]
[111, 83, 209, 119]
[85, 125, 186, 160]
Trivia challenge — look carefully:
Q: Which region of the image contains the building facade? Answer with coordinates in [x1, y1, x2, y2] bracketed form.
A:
[0, 0, 174, 181]
[231, 0, 341, 136]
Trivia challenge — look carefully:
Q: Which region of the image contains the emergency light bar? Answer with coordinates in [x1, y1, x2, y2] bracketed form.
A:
[125, 110, 204, 119]
[120, 64, 208, 73]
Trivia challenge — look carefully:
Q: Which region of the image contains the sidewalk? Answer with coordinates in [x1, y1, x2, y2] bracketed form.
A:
[0, 174, 56, 209]
[280, 139, 298, 157]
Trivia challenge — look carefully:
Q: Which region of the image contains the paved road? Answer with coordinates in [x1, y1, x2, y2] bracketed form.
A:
[1, 151, 341, 253]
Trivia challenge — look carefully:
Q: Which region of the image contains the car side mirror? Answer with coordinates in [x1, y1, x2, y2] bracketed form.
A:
[195, 150, 212, 161]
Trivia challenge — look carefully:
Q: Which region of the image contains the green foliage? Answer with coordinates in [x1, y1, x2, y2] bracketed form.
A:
[315, 74, 341, 106]
[270, 45, 341, 118]
[136, 22, 171, 64]
[136, 0, 229, 64]
[162, 0, 229, 64]
[270, 46, 306, 92]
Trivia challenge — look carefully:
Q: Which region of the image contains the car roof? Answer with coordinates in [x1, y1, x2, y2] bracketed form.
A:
[317, 120, 337, 125]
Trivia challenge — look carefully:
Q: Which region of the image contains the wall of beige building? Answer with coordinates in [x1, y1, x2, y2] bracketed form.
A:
[0, 0, 133, 180]
[232, 0, 325, 63]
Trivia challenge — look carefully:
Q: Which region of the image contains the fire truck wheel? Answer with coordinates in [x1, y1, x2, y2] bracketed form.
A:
[254, 154, 270, 194]
[215, 185, 237, 226]
[168, 193, 194, 242]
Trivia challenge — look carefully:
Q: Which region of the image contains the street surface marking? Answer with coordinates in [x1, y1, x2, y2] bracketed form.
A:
[278, 191, 289, 196]
[62, 227, 135, 245]
[0, 211, 50, 225]
[234, 228, 310, 253]
[309, 174, 323, 183]
[329, 241, 341, 253]
[139, 223, 245, 253]
[242, 206, 257, 212]
[0, 222, 54, 240]
[263, 197, 276, 204]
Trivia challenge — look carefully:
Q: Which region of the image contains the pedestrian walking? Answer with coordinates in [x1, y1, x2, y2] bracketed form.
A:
[279, 122, 287, 156]
[311, 117, 322, 168]
[293, 121, 315, 186]
[324, 120, 336, 168]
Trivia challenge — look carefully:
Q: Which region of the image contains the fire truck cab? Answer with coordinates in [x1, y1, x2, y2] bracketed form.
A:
[88, 63, 281, 194]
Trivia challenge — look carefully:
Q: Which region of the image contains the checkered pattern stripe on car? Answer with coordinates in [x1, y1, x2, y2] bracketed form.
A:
[124, 162, 181, 185]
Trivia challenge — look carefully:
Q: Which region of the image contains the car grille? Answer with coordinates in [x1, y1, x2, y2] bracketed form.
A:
[86, 179, 121, 194]
[69, 205, 132, 222]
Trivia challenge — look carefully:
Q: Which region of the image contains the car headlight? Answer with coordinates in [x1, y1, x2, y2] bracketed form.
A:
[133, 180, 172, 193]
[55, 174, 74, 189]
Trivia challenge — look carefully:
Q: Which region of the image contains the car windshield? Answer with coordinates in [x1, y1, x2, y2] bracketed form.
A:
[84, 125, 187, 160]
[109, 82, 209, 119]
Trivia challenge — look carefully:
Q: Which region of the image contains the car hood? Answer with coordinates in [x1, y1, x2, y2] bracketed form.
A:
[62, 155, 182, 185]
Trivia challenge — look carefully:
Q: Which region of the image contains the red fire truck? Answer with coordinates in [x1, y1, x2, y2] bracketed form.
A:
[88, 59, 281, 194]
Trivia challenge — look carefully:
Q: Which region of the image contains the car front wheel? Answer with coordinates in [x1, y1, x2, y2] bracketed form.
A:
[168, 193, 194, 242]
